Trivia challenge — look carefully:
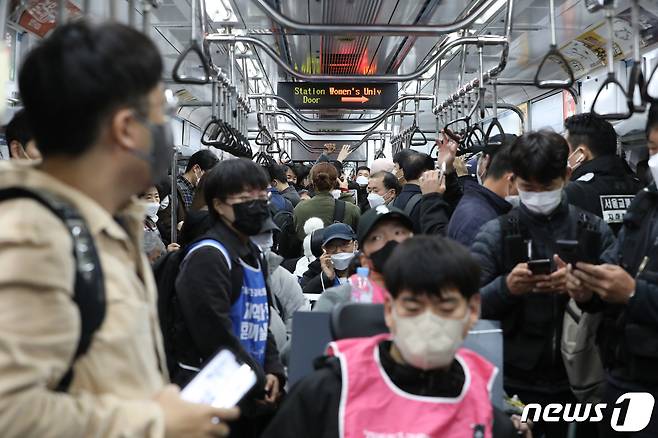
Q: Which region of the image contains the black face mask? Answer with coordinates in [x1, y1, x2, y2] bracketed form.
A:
[133, 120, 174, 184]
[232, 199, 270, 236]
[369, 240, 400, 273]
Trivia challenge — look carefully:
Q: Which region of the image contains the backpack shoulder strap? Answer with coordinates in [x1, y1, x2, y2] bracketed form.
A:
[403, 193, 423, 217]
[333, 199, 346, 223]
[184, 238, 232, 270]
[0, 187, 105, 392]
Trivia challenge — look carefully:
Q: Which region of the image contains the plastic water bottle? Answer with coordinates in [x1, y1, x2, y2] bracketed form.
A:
[350, 267, 373, 303]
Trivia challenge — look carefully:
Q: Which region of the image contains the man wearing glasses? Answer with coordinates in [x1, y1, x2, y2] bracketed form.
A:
[173, 158, 286, 438]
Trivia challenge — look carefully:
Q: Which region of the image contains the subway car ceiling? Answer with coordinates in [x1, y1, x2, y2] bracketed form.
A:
[3, 0, 658, 162]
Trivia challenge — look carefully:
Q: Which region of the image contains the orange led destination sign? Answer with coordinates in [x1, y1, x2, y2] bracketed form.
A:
[277, 82, 398, 110]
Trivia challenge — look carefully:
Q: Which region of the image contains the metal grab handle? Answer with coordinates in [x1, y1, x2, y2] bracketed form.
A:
[201, 119, 224, 146]
[172, 40, 212, 84]
[266, 139, 282, 154]
[534, 0, 574, 89]
[533, 45, 575, 89]
[279, 150, 292, 163]
[410, 125, 427, 147]
[591, 73, 633, 120]
[643, 63, 658, 103]
[255, 127, 274, 146]
[628, 61, 647, 113]
[374, 148, 386, 159]
[464, 124, 485, 150]
[484, 118, 505, 147]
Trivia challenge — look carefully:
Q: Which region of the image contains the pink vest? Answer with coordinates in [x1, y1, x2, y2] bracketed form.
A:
[327, 334, 497, 438]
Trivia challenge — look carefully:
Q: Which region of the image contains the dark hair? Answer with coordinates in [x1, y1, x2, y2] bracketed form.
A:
[185, 149, 220, 173]
[384, 236, 481, 299]
[4, 109, 33, 157]
[268, 164, 289, 184]
[647, 103, 658, 136]
[371, 171, 402, 195]
[204, 158, 269, 218]
[402, 152, 435, 181]
[311, 162, 338, 192]
[484, 143, 514, 180]
[357, 165, 370, 173]
[19, 21, 163, 158]
[510, 130, 569, 184]
[393, 148, 418, 166]
[331, 160, 344, 175]
[564, 113, 617, 157]
[291, 163, 311, 181]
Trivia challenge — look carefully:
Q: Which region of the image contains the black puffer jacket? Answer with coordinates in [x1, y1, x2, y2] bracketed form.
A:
[565, 155, 641, 235]
[471, 196, 616, 392]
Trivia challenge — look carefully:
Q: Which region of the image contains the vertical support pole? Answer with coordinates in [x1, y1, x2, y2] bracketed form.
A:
[170, 150, 179, 244]
[57, 0, 67, 26]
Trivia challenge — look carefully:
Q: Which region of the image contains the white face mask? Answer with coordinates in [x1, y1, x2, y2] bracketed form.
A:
[392, 307, 470, 370]
[505, 195, 520, 208]
[648, 153, 658, 185]
[518, 187, 563, 216]
[356, 175, 369, 186]
[250, 232, 274, 253]
[367, 192, 386, 209]
[145, 202, 160, 222]
[331, 189, 341, 199]
[160, 195, 170, 210]
[331, 251, 355, 271]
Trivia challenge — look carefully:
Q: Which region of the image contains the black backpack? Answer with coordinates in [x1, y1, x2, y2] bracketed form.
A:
[0, 187, 105, 392]
[271, 207, 300, 258]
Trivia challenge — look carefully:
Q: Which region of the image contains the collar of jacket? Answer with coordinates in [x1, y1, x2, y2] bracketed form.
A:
[400, 183, 421, 194]
[519, 192, 570, 224]
[571, 155, 632, 181]
[465, 181, 512, 214]
[378, 340, 464, 397]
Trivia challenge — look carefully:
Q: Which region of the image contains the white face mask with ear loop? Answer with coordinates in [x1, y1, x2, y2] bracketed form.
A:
[392, 306, 470, 370]
[145, 202, 160, 222]
[367, 192, 386, 208]
[518, 187, 563, 216]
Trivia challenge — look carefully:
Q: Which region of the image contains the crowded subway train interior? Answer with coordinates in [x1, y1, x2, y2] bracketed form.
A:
[2, 0, 658, 437]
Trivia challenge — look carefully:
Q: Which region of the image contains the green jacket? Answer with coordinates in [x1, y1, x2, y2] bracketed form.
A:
[293, 192, 361, 240]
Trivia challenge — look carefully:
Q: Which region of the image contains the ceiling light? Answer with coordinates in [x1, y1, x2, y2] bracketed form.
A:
[475, 0, 506, 25]
[205, 0, 238, 23]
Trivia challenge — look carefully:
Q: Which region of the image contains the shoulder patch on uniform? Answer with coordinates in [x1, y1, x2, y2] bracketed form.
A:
[576, 172, 595, 182]
[600, 195, 635, 224]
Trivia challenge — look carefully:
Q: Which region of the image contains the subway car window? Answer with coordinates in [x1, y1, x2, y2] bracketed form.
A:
[1, 1, 658, 437]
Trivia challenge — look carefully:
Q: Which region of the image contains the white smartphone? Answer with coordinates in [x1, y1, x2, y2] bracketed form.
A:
[181, 349, 257, 408]
[439, 161, 446, 180]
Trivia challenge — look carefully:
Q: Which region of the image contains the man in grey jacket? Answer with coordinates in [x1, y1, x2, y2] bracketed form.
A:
[314, 206, 414, 311]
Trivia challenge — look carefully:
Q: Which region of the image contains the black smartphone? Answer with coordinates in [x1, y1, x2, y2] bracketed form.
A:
[557, 240, 580, 265]
[527, 259, 551, 275]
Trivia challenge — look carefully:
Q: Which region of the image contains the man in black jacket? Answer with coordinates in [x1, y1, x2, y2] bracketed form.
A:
[173, 158, 285, 437]
[565, 108, 658, 437]
[471, 131, 615, 438]
[564, 113, 641, 235]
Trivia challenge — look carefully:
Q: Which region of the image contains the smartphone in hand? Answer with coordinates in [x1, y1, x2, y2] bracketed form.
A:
[181, 349, 257, 408]
[527, 259, 551, 276]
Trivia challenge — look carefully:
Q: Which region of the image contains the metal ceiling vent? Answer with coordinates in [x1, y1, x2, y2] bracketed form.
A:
[321, 0, 383, 75]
